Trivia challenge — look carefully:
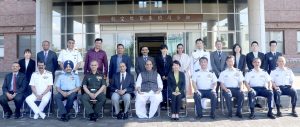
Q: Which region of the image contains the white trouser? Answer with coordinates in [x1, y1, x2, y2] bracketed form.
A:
[135, 91, 162, 118]
[25, 92, 51, 114]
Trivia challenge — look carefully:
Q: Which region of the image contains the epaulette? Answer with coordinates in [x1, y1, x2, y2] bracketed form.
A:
[195, 69, 200, 72]
[209, 70, 214, 73]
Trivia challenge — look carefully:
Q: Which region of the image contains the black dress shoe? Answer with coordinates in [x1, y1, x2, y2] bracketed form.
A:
[89, 113, 95, 121]
[196, 115, 203, 119]
[227, 113, 233, 118]
[249, 113, 255, 119]
[267, 113, 276, 119]
[123, 112, 129, 120]
[236, 113, 243, 118]
[210, 114, 216, 119]
[276, 112, 283, 117]
[255, 104, 263, 108]
[291, 112, 298, 117]
[117, 112, 122, 119]
[5, 112, 12, 119]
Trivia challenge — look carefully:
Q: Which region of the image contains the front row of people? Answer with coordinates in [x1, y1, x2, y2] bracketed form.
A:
[0, 56, 297, 122]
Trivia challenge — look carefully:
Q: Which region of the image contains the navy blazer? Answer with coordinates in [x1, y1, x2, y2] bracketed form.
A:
[210, 51, 227, 77]
[135, 56, 156, 75]
[234, 54, 246, 74]
[155, 55, 173, 78]
[109, 72, 135, 98]
[246, 52, 265, 70]
[264, 52, 282, 74]
[167, 71, 186, 96]
[108, 54, 132, 79]
[18, 58, 35, 82]
[37, 50, 58, 74]
[2, 72, 27, 94]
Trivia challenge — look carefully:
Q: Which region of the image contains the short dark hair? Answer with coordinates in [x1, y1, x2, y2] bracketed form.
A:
[160, 44, 168, 50]
[67, 39, 75, 42]
[24, 49, 32, 54]
[177, 43, 184, 48]
[251, 41, 259, 46]
[95, 38, 103, 43]
[37, 60, 45, 65]
[117, 44, 124, 48]
[269, 40, 277, 46]
[199, 57, 208, 62]
[12, 62, 19, 65]
[226, 55, 235, 61]
[172, 60, 181, 67]
[195, 38, 203, 44]
[252, 58, 261, 63]
[140, 46, 148, 51]
[232, 43, 242, 56]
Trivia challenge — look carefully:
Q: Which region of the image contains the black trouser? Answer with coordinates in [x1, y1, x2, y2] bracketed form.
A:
[81, 93, 106, 116]
[248, 87, 273, 113]
[222, 88, 244, 115]
[0, 91, 24, 114]
[162, 80, 168, 106]
[274, 85, 297, 111]
[171, 94, 184, 114]
[194, 89, 217, 117]
[54, 91, 77, 115]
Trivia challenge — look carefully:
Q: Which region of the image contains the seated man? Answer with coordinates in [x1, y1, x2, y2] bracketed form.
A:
[219, 55, 244, 118]
[0, 62, 27, 119]
[55, 60, 80, 122]
[135, 60, 163, 118]
[245, 58, 276, 119]
[26, 61, 53, 119]
[271, 56, 298, 117]
[81, 60, 106, 121]
[110, 62, 135, 120]
[192, 57, 218, 119]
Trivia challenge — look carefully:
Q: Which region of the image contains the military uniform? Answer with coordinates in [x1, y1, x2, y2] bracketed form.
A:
[80, 72, 106, 118]
[190, 49, 211, 75]
[58, 49, 83, 72]
[192, 69, 217, 118]
[218, 68, 244, 117]
[270, 67, 298, 116]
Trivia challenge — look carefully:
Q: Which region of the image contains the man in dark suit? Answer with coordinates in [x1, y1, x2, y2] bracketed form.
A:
[37, 40, 58, 81]
[210, 40, 227, 77]
[109, 44, 132, 84]
[0, 62, 27, 119]
[18, 49, 36, 97]
[135, 46, 156, 75]
[246, 41, 265, 70]
[156, 44, 172, 109]
[264, 40, 282, 74]
[110, 62, 135, 120]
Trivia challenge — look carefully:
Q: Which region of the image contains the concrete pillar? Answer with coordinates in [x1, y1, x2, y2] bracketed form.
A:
[248, 0, 266, 53]
[36, 0, 52, 53]
[207, 20, 217, 49]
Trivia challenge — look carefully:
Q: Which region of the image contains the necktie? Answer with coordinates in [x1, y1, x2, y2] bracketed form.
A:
[13, 74, 17, 92]
[218, 51, 221, 61]
[144, 56, 147, 62]
[120, 73, 125, 90]
[44, 51, 48, 62]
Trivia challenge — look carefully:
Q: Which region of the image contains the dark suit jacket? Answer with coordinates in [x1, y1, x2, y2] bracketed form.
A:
[246, 52, 265, 70]
[135, 56, 156, 75]
[18, 58, 35, 82]
[37, 50, 58, 75]
[234, 54, 246, 74]
[109, 72, 135, 97]
[155, 55, 172, 78]
[2, 72, 27, 94]
[108, 54, 132, 79]
[167, 71, 186, 96]
[264, 52, 282, 74]
[210, 51, 227, 77]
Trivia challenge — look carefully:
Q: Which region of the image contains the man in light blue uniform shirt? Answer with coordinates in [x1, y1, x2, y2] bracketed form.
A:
[54, 60, 81, 122]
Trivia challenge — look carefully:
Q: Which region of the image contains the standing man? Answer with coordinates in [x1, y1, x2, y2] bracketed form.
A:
[135, 46, 156, 75]
[218, 55, 244, 118]
[192, 57, 217, 119]
[110, 62, 135, 120]
[264, 40, 282, 74]
[109, 44, 131, 83]
[81, 60, 107, 121]
[58, 39, 83, 74]
[190, 38, 211, 76]
[55, 60, 81, 122]
[245, 58, 276, 119]
[25, 61, 53, 119]
[37, 40, 58, 81]
[0, 62, 27, 119]
[155, 44, 172, 109]
[246, 41, 265, 70]
[135, 60, 163, 119]
[84, 38, 108, 77]
[271, 56, 298, 117]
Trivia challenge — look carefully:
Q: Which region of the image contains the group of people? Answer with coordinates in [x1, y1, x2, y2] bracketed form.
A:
[0, 37, 298, 123]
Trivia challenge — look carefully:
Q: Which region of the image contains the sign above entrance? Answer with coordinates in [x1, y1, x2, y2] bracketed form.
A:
[98, 14, 203, 23]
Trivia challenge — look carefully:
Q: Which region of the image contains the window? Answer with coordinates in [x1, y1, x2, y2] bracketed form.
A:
[265, 31, 284, 53]
[297, 31, 300, 52]
[17, 35, 36, 59]
[0, 34, 4, 58]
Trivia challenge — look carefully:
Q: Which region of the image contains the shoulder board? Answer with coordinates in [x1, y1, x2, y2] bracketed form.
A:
[209, 70, 214, 73]
[195, 69, 200, 72]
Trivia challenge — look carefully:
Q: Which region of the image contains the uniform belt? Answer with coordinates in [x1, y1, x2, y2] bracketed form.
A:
[90, 88, 99, 92]
[279, 85, 291, 88]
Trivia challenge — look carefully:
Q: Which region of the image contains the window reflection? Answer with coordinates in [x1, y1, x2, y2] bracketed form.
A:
[117, 33, 135, 67]
[167, 33, 184, 56]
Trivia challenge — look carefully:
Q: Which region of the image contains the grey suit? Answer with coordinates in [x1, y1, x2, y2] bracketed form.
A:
[210, 51, 227, 77]
[135, 56, 156, 75]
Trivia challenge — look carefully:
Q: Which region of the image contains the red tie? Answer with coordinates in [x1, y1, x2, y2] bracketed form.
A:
[13, 74, 17, 92]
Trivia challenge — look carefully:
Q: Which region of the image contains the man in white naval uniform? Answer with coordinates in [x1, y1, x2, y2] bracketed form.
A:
[190, 38, 211, 75]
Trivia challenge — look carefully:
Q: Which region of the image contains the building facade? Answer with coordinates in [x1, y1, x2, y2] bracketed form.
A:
[0, 0, 299, 72]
